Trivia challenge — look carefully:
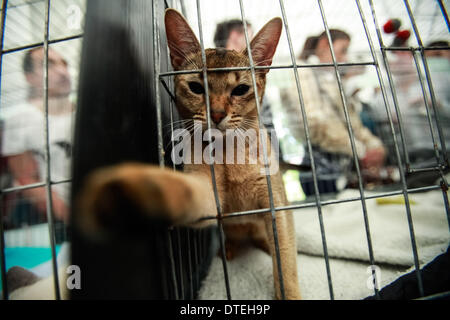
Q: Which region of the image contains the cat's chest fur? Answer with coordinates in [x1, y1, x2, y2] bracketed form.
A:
[185, 127, 276, 210]
[185, 159, 272, 220]
[223, 163, 266, 210]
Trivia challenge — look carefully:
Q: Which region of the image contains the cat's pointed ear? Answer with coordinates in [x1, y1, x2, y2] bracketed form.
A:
[165, 9, 201, 70]
[245, 17, 282, 71]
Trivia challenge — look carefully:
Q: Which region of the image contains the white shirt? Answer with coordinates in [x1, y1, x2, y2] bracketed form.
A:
[1, 102, 74, 202]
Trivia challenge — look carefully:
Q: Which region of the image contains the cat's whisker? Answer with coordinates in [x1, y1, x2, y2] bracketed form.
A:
[241, 118, 258, 130]
[165, 119, 193, 129]
[185, 122, 199, 135]
[244, 119, 258, 127]
[183, 122, 195, 131]
[190, 121, 202, 133]
[164, 122, 195, 152]
[235, 127, 247, 149]
[164, 123, 195, 142]
[171, 118, 192, 124]
[164, 121, 190, 139]
[192, 117, 206, 123]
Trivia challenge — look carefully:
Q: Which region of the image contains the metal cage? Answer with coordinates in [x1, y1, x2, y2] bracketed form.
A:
[0, 0, 449, 300]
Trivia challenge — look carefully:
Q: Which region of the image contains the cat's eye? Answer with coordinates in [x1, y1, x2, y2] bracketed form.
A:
[231, 84, 250, 96]
[188, 81, 205, 95]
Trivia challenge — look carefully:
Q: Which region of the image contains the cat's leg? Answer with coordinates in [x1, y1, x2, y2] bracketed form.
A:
[221, 222, 267, 260]
[76, 163, 219, 238]
[257, 184, 301, 300]
[262, 209, 301, 300]
[249, 220, 271, 255]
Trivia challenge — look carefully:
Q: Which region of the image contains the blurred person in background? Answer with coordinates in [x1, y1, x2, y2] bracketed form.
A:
[282, 30, 386, 195]
[1, 47, 74, 228]
[214, 19, 276, 134]
[424, 40, 450, 113]
[369, 35, 450, 185]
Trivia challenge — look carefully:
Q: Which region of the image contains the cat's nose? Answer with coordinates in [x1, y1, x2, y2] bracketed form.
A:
[211, 111, 226, 125]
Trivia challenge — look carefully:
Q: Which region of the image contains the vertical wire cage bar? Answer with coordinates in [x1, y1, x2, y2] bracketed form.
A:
[153, 0, 166, 169]
[366, 0, 424, 297]
[316, 0, 379, 298]
[437, 0, 449, 31]
[168, 2, 187, 300]
[237, 0, 286, 300]
[165, 2, 186, 299]
[0, 0, 8, 300]
[186, 229, 194, 298]
[194, 0, 232, 300]
[165, 229, 179, 300]
[153, 0, 181, 300]
[165, 0, 186, 301]
[277, 0, 334, 300]
[174, 229, 184, 299]
[192, 230, 199, 290]
[42, 0, 61, 300]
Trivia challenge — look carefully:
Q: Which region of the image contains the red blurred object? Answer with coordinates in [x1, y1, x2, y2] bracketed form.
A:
[383, 19, 401, 33]
[392, 30, 411, 46]
[396, 30, 411, 41]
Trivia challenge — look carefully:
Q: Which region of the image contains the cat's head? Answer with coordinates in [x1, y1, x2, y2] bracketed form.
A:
[165, 9, 282, 133]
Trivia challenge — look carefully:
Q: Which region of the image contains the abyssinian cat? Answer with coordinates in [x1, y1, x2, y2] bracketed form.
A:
[8, 9, 300, 300]
[78, 9, 300, 300]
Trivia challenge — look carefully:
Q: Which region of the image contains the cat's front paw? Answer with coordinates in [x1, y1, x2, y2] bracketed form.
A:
[76, 163, 216, 238]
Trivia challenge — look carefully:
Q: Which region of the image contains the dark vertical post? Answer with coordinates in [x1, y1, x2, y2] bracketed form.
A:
[71, 0, 165, 299]
[71, 0, 215, 300]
